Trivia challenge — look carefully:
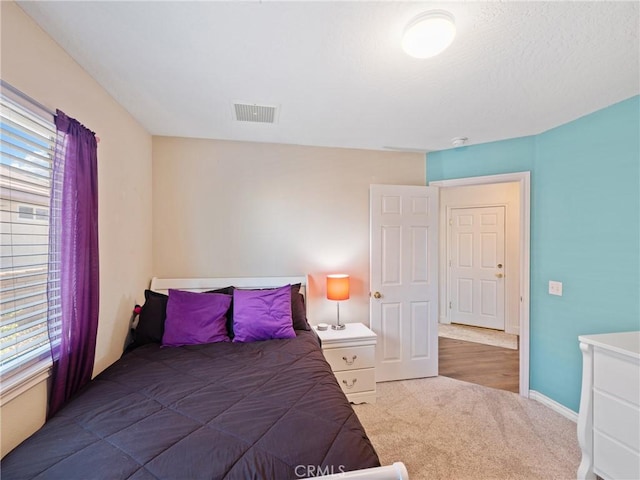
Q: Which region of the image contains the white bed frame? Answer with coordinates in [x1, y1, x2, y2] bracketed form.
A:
[150, 276, 308, 296]
[149, 276, 409, 480]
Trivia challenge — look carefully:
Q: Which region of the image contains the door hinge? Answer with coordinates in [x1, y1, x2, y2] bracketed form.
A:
[448, 259, 452, 267]
[449, 218, 453, 226]
[449, 301, 452, 309]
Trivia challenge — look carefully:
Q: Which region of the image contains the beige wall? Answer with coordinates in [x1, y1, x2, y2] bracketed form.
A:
[438, 182, 521, 334]
[153, 137, 425, 325]
[0, 1, 153, 456]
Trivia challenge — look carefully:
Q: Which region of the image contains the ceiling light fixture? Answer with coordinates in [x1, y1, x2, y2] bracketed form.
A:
[402, 10, 456, 59]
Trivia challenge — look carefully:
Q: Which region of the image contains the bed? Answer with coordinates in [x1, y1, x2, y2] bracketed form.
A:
[2, 276, 408, 480]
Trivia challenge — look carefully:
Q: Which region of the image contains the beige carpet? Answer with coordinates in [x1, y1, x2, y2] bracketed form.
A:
[439, 323, 519, 350]
[353, 377, 580, 480]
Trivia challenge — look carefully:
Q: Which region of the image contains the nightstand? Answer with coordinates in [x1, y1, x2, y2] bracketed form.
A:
[314, 322, 377, 404]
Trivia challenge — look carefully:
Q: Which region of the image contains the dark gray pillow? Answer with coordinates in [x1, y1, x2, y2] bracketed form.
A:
[134, 289, 168, 346]
[291, 284, 310, 331]
[205, 286, 235, 337]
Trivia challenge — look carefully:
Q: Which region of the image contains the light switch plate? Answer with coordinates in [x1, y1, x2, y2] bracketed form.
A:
[549, 281, 563, 296]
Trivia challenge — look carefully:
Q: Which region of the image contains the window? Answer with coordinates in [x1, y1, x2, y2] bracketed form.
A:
[0, 86, 58, 391]
[17, 205, 49, 222]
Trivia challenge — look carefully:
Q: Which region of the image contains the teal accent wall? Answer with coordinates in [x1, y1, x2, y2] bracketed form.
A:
[427, 135, 536, 180]
[428, 96, 640, 412]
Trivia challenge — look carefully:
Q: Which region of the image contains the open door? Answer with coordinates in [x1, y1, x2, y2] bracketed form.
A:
[370, 184, 439, 382]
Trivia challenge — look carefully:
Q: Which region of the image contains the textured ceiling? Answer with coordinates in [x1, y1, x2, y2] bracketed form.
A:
[17, 1, 640, 152]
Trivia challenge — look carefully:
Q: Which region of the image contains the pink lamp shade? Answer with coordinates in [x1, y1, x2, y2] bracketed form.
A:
[327, 274, 350, 301]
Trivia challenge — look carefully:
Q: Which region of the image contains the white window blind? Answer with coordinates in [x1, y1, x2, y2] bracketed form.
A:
[0, 87, 58, 386]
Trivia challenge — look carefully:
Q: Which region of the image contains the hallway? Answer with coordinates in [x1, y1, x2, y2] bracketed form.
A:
[438, 336, 519, 393]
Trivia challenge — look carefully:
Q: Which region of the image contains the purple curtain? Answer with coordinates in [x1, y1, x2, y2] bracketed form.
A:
[47, 109, 99, 418]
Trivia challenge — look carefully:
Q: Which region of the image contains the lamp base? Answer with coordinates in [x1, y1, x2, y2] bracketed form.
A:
[331, 323, 346, 330]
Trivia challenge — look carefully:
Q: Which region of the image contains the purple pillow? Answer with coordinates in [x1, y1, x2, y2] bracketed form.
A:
[232, 284, 296, 343]
[162, 289, 231, 347]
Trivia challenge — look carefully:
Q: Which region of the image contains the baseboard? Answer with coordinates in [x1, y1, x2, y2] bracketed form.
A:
[529, 390, 578, 423]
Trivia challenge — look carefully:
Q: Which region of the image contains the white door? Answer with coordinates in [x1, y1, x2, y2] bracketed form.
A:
[449, 206, 505, 330]
[370, 184, 439, 382]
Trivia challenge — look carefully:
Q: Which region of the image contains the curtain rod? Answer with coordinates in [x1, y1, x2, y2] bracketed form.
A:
[1, 79, 56, 118]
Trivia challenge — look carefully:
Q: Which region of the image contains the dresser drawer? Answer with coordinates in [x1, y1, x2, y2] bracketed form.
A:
[333, 368, 375, 395]
[594, 431, 640, 480]
[323, 345, 375, 372]
[594, 390, 640, 452]
[594, 349, 640, 406]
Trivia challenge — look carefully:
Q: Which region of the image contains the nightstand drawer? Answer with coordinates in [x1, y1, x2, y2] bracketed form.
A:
[334, 368, 375, 395]
[314, 323, 377, 404]
[323, 345, 375, 372]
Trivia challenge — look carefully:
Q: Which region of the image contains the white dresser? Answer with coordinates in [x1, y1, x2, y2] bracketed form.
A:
[314, 323, 377, 404]
[577, 331, 640, 480]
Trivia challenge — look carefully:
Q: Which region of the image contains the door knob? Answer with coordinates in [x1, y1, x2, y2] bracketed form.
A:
[495, 273, 504, 278]
[373, 291, 382, 299]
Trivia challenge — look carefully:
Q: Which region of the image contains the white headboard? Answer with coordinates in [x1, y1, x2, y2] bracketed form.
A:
[149, 276, 307, 298]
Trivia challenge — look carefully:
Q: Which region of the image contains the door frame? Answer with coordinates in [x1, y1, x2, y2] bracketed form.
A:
[430, 171, 530, 397]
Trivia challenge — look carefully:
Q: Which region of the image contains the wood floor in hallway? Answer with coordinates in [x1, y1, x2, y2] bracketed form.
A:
[438, 336, 519, 393]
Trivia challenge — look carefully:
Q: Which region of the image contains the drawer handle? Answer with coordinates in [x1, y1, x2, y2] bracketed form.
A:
[342, 378, 357, 389]
[342, 355, 357, 365]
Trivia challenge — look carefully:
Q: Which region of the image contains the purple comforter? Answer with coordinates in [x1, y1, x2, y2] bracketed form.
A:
[2, 331, 379, 479]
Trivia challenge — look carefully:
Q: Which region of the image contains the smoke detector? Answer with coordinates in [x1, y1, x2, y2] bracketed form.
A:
[452, 136, 468, 147]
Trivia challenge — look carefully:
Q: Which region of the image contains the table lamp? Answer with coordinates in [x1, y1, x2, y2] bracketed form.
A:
[327, 274, 349, 330]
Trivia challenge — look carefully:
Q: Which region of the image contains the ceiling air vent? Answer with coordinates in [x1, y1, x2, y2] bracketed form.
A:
[233, 103, 277, 123]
